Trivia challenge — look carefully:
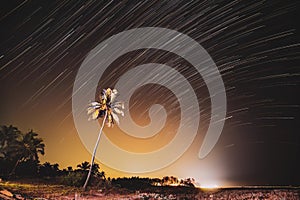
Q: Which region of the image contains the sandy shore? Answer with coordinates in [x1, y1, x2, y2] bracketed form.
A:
[1, 181, 299, 200]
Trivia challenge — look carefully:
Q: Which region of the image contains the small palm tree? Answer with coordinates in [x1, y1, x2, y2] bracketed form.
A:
[67, 166, 73, 172]
[77, 161, 90, 171]
[83, 88, 124, 190]
[10, 130, 45, 176]
[98, 170, 105, 180]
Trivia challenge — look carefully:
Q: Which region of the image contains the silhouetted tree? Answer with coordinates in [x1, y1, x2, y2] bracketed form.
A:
[98, 170, 105, 179]
[15, 160, 39, 177]
[0, 125, 45, 178]
[58, 162, 104, 187]
[0, 125, 21, 156]
[162, 176, 170, 186]
[77, 161, 90, 171]
[39, 162, 60, 177]
[67, 166, 73, 172]
[10, 130, 45, 176]
[0, 125, 22, 176]
[182, 178, 195, 187]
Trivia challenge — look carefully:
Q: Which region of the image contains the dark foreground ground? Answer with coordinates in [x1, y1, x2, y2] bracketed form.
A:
[0, 181, 299, 199]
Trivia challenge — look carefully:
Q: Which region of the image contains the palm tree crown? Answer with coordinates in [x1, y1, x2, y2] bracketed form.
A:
[20, 130, 45, 162]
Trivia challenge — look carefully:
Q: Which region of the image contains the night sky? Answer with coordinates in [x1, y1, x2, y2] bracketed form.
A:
[0, 0, 299, 186]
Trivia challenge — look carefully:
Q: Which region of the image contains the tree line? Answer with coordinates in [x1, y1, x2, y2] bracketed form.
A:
[0, 125, 44, 177]
[110, 176, 196, 190]
[0, 125, 105, 187]
[0, 125, 195, 189]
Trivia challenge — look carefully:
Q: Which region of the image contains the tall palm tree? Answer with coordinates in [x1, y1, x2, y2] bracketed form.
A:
[83, 88, 124, 190]
[83, 110, 108, 190]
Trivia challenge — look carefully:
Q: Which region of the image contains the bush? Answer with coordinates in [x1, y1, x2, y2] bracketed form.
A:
[59, 171, 87, 187]
[15, 160, 39, 178]
[59, 171, 106, 188]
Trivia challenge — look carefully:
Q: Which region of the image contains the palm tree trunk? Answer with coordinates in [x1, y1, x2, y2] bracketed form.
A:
[83, 110, 107, 190]
[9, 157, 22, 178]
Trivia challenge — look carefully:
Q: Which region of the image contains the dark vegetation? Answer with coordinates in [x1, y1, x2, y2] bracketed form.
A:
[0, 125, 105, 187]
[1, 125, 299, 199]
[0, 125, 196, 191]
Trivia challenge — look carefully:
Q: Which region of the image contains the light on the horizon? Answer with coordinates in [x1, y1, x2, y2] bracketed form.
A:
[199, 184, 219, 189]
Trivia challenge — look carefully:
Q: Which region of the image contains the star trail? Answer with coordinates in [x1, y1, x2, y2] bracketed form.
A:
[0, 0, 299, 186]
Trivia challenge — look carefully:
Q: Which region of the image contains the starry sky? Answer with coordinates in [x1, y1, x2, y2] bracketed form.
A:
[0, 0, 299, 186]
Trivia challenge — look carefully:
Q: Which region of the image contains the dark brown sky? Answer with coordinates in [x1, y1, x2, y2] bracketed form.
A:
[0, 0, 299, 186]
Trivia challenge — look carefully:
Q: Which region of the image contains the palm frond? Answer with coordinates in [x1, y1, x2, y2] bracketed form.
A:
[113, 107, 124, 116]
[111, 112, 120, 125]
